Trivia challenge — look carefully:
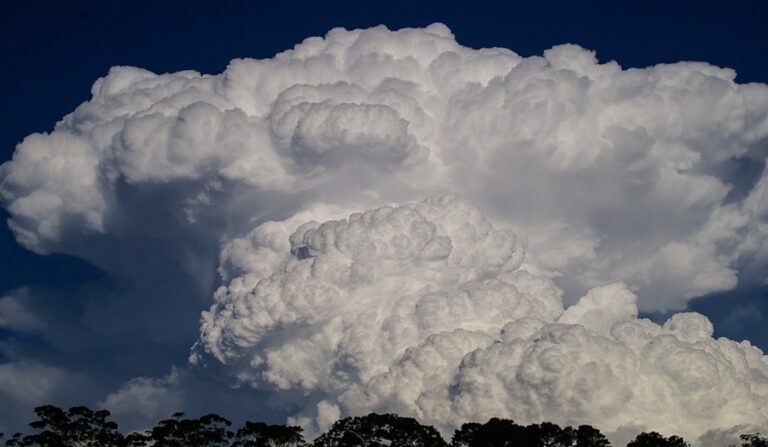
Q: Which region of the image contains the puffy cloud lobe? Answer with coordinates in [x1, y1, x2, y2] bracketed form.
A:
[100, 369, 186, 428]
[269, 93, 427, 170]
[558, 283, 637, 336]
[0, 289, 45, 333]
[446, 316, 768, 441]
[1, 24, 766, 307]
[0, 132, 104, 251]
[196, 198, 768, 444]
[195, 197, 556, 383]
[438, 51, 768, 308]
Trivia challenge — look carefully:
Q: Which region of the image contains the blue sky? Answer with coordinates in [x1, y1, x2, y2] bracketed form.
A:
[1, 0, 767, 437]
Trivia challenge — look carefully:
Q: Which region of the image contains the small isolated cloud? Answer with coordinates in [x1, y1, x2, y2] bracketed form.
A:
[0, 289, 45, 333]
[0, 361, 85, 433]
[100, 368, 185, 431]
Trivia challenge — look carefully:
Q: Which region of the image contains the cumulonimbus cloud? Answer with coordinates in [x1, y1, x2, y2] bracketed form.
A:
[2, 23, 766, 310]
[1, 23, 767, 444]
[192, 197, 768, 445]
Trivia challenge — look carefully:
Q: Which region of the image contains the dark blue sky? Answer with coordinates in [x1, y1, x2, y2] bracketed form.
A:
[1, 0, 767, 363]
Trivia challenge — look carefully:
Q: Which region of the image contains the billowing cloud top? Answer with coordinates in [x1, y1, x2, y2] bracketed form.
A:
[1, 23, 768, 444]
[2, 23, 767, 310]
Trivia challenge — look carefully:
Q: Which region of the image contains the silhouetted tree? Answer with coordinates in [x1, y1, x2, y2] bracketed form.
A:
[123, 431, 153, 447]
[739, 433, 768, 447]
[626, 432, 689, 447]
[451, 419, 611, 447]
[232, 421, 305, 446]
[1, 433, 24, 447]
[139, 412, 233, 447]
[9, 404, 768, 447]
[451, 418, 538, 447]
[16, 405, 125, 447]
[313, 413, 447, 446]
[575, 425, 610, 447]
[531, 422, 576, 447]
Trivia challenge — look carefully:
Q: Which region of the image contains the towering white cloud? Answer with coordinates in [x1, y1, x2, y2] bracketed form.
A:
[193, 197, 768, 445]
[1, 23, 767, 444]
[195, 197, 558, 387]
[2, 23, 766, 309]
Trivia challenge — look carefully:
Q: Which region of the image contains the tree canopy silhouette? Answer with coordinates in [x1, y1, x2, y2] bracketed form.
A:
[131, 412, 234, 447]
[575, 425, 611, 447]
[627, 432, 689, 447]
[312, 413, 447, 447]
[3, 405, 124, 447]
[451, 418, 534, 447]
[232, 421, 305, 447]
[450, 418, 611, 447]
[738, 433, 768, 447]
[0, 405, 753, 447]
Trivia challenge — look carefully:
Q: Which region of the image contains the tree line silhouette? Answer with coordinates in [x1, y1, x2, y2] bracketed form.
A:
[1, 405, 766, 447]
